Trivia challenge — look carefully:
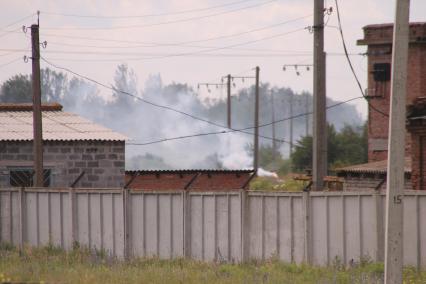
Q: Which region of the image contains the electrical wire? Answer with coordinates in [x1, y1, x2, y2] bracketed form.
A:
[41, 27, 308, 62]
[0, 13, 35, 30]
[127, 96, 364, 146]
[334, 0, 389, 117]
[41, 56, 363, 146]
[41, 14, 312, 47]
[42, 0, 278, 30]
[41, 0, 259, 19]
[0, 57, 22, 68]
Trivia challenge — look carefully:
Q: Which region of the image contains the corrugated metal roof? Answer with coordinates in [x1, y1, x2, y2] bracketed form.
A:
[0, 110, 127, 141]
[336, 157, 411, 174]
[126, 169, 254, 174]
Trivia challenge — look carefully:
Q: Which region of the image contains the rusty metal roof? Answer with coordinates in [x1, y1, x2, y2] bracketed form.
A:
[126, 169, 254, 174]
[0, 110, 127, 141]
[336, 157, 411, 174]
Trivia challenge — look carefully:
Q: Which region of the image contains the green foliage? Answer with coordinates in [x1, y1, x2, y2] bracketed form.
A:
[291, 123, 368, 172]
[250, 177, 307, 191]
[0, 74, 32, 103]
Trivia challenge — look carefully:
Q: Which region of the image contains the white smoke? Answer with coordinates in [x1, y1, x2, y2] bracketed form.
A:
[257, 168, 278, 178]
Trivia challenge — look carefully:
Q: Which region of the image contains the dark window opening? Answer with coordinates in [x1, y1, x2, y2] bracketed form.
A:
[372, 63, 391, 82]
[9, 169, 51, 187]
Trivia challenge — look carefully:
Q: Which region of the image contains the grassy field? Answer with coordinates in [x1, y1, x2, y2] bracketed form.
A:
[0, 244, 425, 284]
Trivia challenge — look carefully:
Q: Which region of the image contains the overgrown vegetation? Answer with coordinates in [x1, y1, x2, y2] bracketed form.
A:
[0, 244, 425, 284]
[257, 123, 368, 176]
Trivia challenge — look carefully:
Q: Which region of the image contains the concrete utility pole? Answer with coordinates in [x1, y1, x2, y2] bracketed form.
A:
[384, 0, 410, 283]
[31, 24, 44, 187]
[312, 0, 327, 190]
[305, 94, 310, 137]
[253, 66, 260, 172]
[271, 90, 277, 155]
[289, 93, 294, 155]
[227, 74, 232, 129]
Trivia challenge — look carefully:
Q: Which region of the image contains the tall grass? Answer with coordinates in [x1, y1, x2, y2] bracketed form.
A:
[0, 244, 425, 283]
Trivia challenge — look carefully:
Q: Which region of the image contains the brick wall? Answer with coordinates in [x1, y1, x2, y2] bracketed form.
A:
[340, 173, 412, 191]
[0, 140, 125, 188]
[409, 123, 426, 190]
[358, 23, 426, 162]
[125, 171, 252, 191]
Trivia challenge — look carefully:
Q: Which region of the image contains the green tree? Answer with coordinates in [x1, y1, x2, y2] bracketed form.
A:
[0, 74, 32, 103]
[291, 123, 367, 172]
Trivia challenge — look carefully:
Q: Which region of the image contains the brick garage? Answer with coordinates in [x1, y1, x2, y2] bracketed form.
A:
[336, 158, 412, 191]
[125, 169, 254, 191]
[357, 22, 426, 162]
[0, 103, 126, 188]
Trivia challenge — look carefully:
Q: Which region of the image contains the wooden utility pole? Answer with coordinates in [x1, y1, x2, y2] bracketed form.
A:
[253, 66, 260, 172]
[312, 0, 327, 190]
[271, 89, 277, 155]
[384, 0, 410, 283]
[31, 24, 44, 187]
[227, 74, 232, 129]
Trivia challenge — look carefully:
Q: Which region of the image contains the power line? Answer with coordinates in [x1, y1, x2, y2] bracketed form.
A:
[40, 56, 263, 135]
[127, 96, 364, 146]
[0, 13, 35, 30]
[41, 27, 308, 62]
[40, 14, 312, 47]
[41, 0, 259, 19]
[0, 57, 22, 68]
[46, 40, 312, 54]
[42, 0, 278, 30]
[334, 0, 389, 117]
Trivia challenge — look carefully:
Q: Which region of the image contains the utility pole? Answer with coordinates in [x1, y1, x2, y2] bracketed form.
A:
[253, 66, 260, 172]
[31, 24, 44, 187]
[305, 94, 310, 137]
[312, 0, 327, 190]
[384, 0, 410, 283]
[226, 74, 232, 129]
[271, 89, 277, 155]
[289, 93, 294, 155]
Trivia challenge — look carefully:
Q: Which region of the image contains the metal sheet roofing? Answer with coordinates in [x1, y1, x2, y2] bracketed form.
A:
[336, 157, 411, 174]
[126, 169, 254, 174]
[0, 110, 127, 141]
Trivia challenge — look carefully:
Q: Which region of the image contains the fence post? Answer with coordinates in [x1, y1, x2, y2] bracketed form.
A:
[18, 187, 25, 250]
[183, 190, 191, 258]
[240, 189, 249, 262]
[302, 190, 311, 264]
[68, 187, 76, 248]
[374, 191, 384, 262]
[123, 188, 130, 260]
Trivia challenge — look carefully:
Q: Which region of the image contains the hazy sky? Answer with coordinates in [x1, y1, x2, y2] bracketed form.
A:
[1, 0, 425, 119]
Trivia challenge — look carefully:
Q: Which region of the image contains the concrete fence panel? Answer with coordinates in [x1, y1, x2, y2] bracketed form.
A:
[129, 191, 184, 259]
[188, 192, 242, 262]
[2, 188, 426, 268]
[0, 190, 20, 246]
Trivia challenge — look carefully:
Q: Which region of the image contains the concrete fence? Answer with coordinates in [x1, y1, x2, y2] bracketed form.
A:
[1, 188, 426, 268]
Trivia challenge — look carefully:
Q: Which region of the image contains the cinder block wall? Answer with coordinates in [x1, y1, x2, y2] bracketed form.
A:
[358, 23, 426, 162]
[0, 140, 125, 188]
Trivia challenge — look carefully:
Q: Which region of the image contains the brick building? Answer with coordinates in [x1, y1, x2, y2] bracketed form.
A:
[125, 169, 255, 191]
[407, 98, 426, 190]
[337, 22, 426, 190]
[357, 22, 426, 162]
[0, 103, 127, 188]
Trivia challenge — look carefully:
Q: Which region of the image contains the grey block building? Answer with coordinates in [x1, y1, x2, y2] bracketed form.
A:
[0, 103, 127, 188]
